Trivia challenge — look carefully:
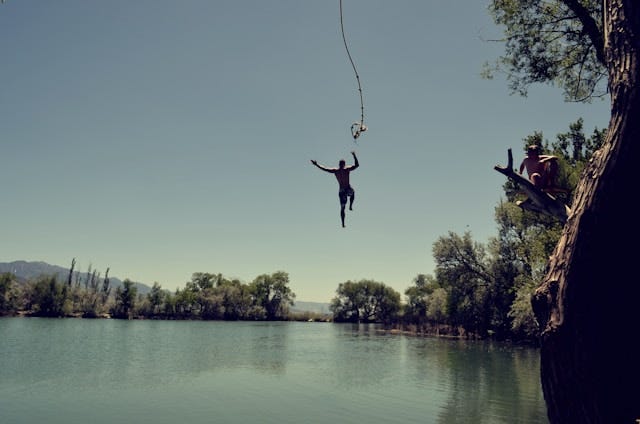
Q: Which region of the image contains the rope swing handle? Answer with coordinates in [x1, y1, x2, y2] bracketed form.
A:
[339, 0, 367, 141]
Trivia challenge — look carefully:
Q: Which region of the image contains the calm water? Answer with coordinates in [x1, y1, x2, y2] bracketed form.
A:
[0, 318, 548, 424]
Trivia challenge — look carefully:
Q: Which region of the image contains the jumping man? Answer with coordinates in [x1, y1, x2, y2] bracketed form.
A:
[311, 151, 359, 228]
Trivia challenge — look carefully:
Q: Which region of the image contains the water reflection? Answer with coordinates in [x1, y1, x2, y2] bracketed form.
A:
[404, 337, 547, 423]
[0, 318, 547, 424]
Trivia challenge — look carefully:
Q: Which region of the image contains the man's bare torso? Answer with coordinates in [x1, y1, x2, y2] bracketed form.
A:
[333, 168, 352, 188]
[522, 157, 546, 176]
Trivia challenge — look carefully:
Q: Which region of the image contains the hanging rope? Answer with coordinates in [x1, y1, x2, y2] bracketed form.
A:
[339, 0, 367, 141]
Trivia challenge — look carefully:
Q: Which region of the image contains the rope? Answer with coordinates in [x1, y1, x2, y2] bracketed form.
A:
[339, 0, 367, 141]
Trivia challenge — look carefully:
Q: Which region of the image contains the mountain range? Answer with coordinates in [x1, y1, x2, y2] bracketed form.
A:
[0, 260, 152, 294]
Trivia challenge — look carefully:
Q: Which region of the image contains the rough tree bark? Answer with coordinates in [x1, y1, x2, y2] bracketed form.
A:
[531, 1, 640, 422]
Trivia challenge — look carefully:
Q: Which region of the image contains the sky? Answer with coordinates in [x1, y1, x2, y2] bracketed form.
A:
[1, 1, 610, 303]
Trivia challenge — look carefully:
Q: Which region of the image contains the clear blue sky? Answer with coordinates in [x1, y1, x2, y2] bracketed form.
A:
[1, 1, 609, 302]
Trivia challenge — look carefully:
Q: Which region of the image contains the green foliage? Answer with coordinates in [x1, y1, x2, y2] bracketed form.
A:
[403, 273, 450, 335]
[426, 288, 447, 324]
[508, 276, 540, 337]
[0, 273, 20, 315]
[331, 279, 401, 323]
[486, 0, 605, 102]
[488, 200, 561, 339]
[404, 274, 443, 324]
[141, 282, 166, 318]
[218, 278, 252, 320]
[28, 275, 70, 317]
[143, 271, 296, 321]
[112, 279, 137, 319]
[249, 271, 296, 320]
[432, 231, 493, 336]
[5, 264, 301, 322]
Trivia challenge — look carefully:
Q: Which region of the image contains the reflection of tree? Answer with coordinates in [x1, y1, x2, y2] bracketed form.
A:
[405, 340, 547, 424]
[246, 322, 289, 374]
[328, 324, 404, 388]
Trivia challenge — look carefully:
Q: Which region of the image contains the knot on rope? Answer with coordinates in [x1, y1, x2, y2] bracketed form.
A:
[351, 122, 367, 140]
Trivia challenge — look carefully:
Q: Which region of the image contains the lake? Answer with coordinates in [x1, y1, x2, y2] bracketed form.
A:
[0, 318, 548, 424]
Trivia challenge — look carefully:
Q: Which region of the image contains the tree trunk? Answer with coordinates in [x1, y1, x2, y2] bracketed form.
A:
[532, 1, 640, 422]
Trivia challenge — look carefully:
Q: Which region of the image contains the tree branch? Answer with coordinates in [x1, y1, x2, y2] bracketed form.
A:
[561, 0, 606, 65]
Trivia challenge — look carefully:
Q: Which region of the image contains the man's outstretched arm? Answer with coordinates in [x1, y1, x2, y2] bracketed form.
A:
[310, 160, 334, 173]
[351, 151, 359, 170]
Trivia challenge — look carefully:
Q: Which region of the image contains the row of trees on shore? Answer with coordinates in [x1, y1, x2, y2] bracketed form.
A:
[0, 269, 296, 321]
[0, 120, 603, 343]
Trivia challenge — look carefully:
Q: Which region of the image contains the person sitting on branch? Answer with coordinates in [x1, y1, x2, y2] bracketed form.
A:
[519, 145, 558, 190]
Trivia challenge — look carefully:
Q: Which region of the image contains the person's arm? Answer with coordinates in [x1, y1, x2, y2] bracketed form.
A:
[351, 151, 359, 170]
[310, 160, 334, 173]
[539, 155, 557, 163]
[519, 159, 526, 174]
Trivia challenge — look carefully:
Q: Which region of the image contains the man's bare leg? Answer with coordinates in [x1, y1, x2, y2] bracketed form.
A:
[341, 205, 346, 227]
[349, 194, 355, 211]
[531, 173, 542, 188]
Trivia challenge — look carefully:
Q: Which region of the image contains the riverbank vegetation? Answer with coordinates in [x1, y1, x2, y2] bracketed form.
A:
[0, 120, 603, 344]
[0, 269, 296, 321]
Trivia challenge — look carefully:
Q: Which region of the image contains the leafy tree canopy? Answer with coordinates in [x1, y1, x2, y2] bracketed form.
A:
[485, 0, 606, 102]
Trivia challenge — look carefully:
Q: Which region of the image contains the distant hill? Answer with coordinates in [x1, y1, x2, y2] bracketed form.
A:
[291, 301, 331, 315]
[0, 260, 151, 294]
